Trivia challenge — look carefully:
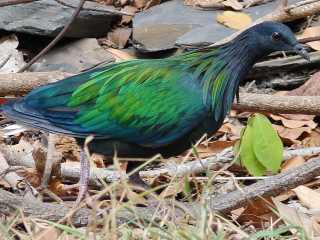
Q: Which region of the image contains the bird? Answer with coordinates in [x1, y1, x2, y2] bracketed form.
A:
[1, 21, 309, 199]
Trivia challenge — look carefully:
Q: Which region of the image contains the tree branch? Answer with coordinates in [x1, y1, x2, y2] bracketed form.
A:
[54, 0, 133, 16]
[233, 93, 320, 115]
[0, 157, 319, 225]
[0, 72, 70, 95]
[0, 188, 91, 226]
[209, 157, 320, 213]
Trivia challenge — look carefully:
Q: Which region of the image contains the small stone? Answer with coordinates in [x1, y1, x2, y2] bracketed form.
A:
[132, 0, 301, 52]
[0, 0, 121, 38]
[30, 38, 115, 73]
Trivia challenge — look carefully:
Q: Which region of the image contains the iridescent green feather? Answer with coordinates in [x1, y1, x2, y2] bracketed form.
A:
[66, 56, 209, 144]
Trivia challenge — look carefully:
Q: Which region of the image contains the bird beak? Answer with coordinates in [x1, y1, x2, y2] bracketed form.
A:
[293, 44, 310, 62]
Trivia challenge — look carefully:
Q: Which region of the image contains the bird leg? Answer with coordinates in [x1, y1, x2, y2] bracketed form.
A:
[127, 161, 149, 189]
[75, 148, 90, 205]
[236, 88, 240, 104]
[73, 136, 94, 205]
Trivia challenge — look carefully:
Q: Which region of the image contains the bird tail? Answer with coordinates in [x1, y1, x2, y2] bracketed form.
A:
[0, 67, 107, 138]
[0, 99, 83, 136]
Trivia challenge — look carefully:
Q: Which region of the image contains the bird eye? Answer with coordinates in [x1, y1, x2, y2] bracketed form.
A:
[272, 32, 281, 41]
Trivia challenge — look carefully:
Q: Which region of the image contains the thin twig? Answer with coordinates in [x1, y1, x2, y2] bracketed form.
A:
[54, 0, 133, 16]
[285, 0, 318, 11]
[299, 36, 320, 44]
[18, 0, 86, 72]
[140, 147, 320, 179]
[243, 0, 275, 8]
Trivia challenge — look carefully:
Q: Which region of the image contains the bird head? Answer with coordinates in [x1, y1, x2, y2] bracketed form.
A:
[248, 21, 310, 61]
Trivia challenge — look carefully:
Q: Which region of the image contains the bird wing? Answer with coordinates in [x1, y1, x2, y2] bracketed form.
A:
[66, 59, 208, 146]
[4, 58, 208, 146]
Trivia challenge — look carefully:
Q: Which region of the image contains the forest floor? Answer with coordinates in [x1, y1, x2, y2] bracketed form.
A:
[0, 0, 319, 239]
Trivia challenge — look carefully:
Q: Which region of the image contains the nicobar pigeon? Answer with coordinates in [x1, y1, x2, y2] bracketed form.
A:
[1, 21, 309, 192]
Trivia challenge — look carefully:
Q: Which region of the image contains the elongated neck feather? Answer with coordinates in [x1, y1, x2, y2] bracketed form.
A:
[185, 32, 264, 121]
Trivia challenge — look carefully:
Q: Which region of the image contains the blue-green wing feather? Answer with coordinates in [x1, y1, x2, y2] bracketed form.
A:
[68, 59, 208, 146]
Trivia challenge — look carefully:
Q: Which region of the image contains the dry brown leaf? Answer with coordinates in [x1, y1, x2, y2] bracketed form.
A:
[293, 186, 320, 210]
[276, 180, 320, 202]
[237, 197, 275, 228]
[281, 156, 305, 172]
[222, 0, 243, 10]
[300, 26, 320, 51]
[17, 168, 41, 187]
[282, 119, 317, 129]
[287, 71, 320, 97]
[270, 114, 317, 129]
[55, 135, 80, 162]
[144, 0, 161, 10]
[216, 11, 252, 30]
[280, 113, 315, 121]
[217, 122, 243, 140]
[197, 140, 234, 157]
[133, 0, 148, 8]
[106, 48, 135, 61]
[275, 190, 295, 202]
[302, 130, 320, 148]
[49, 178, 77, 196]
[273, 125, 311, 145]
[97, 0, 113, 5]
[108, 28, 132, 49]
[91, 153, 106, 168]
[121, 6, 138, 25]
[273, 198, 315, 238]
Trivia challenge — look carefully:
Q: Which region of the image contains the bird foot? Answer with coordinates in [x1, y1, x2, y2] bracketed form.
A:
[128, 171, 149, 190]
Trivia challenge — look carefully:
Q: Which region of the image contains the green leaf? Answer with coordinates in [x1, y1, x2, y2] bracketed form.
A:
[240, 124, 266, 176]
[251, 113, 283, 173]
